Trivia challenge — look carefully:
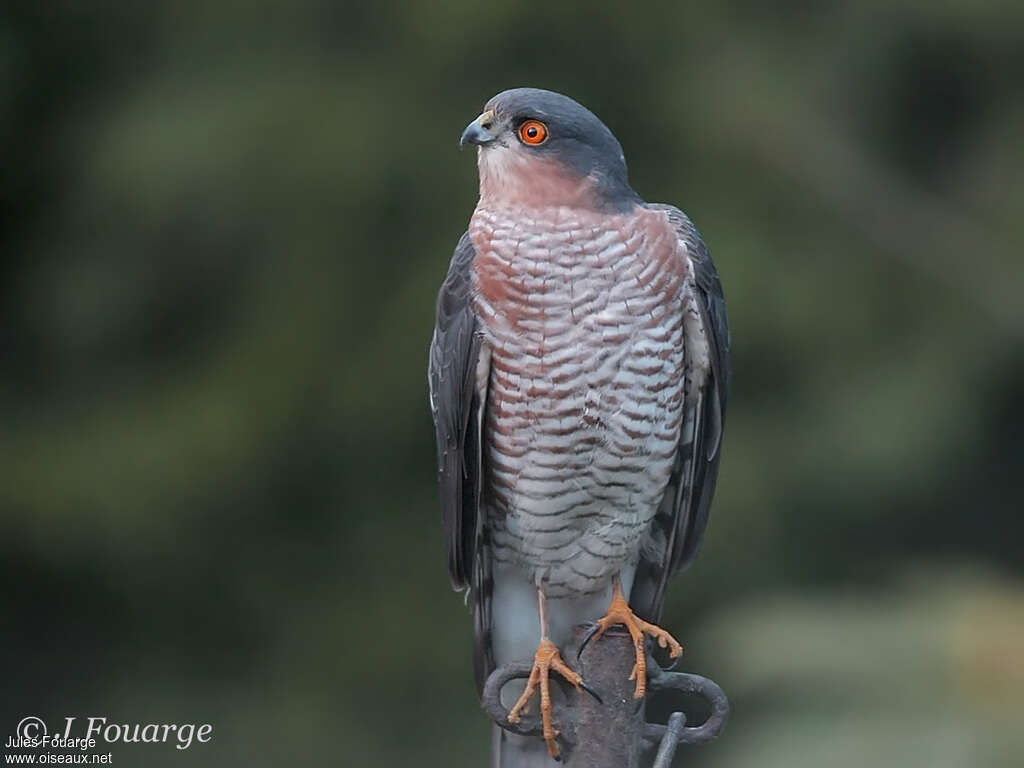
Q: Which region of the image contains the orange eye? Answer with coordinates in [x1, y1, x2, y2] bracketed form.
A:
[518, 120, 548, 145]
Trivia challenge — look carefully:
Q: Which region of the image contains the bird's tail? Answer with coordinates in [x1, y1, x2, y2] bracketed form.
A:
[491, 726, 553, 768]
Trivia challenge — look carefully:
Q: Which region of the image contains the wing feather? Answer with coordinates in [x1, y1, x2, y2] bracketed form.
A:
[427, 233, 494, 691]
[428, 232, 486, 589]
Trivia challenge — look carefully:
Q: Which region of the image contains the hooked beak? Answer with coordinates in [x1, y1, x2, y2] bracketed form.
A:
[460, 109, 497, 148]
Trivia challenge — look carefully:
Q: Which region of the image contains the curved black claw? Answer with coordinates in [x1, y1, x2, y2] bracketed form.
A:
[577, 622, 603, 661]
[579, 679, 603, 705]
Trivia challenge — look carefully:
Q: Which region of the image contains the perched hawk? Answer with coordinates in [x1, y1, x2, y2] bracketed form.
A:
[428, 88, 730, 766]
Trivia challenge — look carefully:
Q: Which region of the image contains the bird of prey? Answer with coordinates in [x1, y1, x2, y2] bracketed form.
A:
[428, 88, 729, 766]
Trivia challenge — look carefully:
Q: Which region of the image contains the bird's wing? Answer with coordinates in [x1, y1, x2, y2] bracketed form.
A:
[631, 204, 731, 623]
[427, 232, 494, 689]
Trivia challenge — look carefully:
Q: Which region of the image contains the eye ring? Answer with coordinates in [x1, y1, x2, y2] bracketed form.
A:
[518, 120, 549, 146]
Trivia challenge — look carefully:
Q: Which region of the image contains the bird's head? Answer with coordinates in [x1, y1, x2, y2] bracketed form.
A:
[460, 88, 638, 212]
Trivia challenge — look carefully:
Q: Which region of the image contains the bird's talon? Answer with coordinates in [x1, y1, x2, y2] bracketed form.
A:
[591, 578, 684, 700]
[577, 622, 603, 660]
[507, 638, 582, 759]
[579, 679, 603, 705]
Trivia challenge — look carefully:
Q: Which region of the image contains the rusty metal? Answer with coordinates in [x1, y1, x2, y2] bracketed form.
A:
[480, 623, 729, 766]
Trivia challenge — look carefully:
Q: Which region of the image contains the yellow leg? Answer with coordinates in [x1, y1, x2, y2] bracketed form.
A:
[590, 576, 683, 698]
[506, 584, 583, 758]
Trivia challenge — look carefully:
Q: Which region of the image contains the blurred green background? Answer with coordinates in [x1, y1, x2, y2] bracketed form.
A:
[2, 1, 1022, 766]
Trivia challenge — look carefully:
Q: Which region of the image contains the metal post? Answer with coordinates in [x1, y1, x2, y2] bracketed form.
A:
[481, 623, 729, 766]
[566, 625, 644, 768]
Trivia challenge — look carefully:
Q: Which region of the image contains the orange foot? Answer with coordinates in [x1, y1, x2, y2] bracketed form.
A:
[589, 579, 683, 698]
[507, 638, 584, 758]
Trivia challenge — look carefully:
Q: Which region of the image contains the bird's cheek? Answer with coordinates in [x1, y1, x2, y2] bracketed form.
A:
[478, 146, 527, 194]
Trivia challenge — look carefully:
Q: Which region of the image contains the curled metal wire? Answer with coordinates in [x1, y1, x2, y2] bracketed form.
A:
[644, 661, 730, 748]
